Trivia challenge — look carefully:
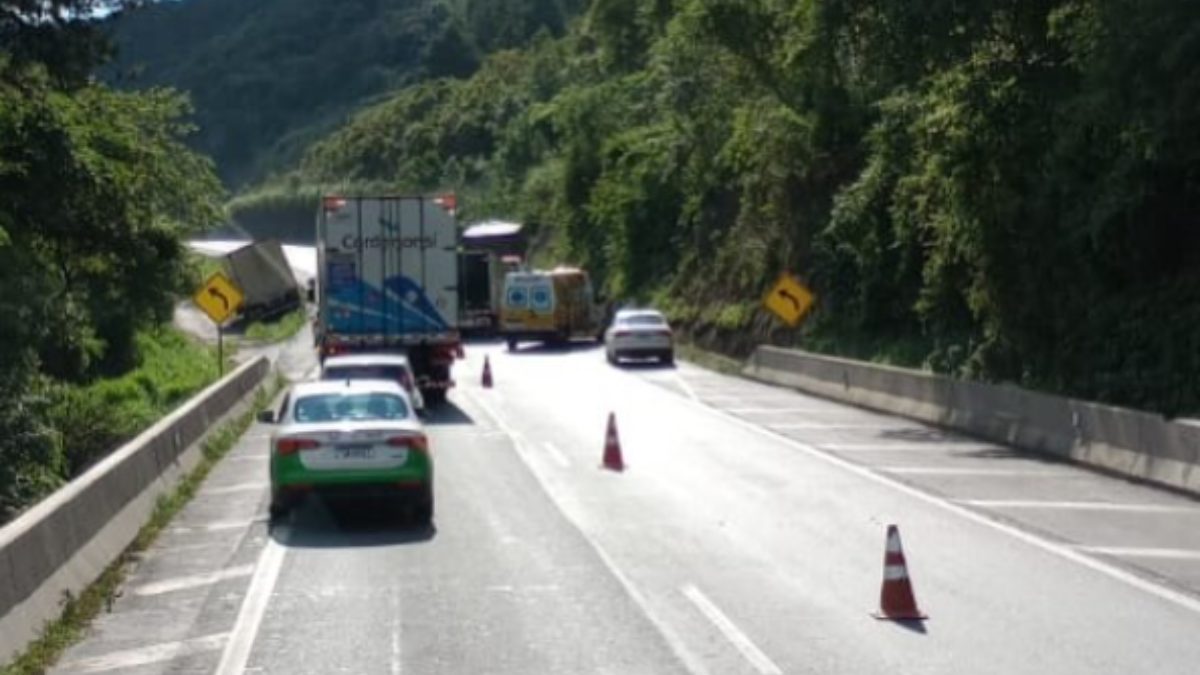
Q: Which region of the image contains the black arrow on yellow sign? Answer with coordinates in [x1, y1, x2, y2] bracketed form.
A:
[208, 287, 229, 311]
[777, 288, 801, 313]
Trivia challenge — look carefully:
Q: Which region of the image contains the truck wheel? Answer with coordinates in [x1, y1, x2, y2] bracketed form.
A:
[506, 338, 518, 352]
[423, 388, 447, 406]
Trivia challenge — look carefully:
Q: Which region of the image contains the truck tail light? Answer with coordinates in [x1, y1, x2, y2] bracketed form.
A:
[276, 438, 320, 456]
[387, 434, 429, 454]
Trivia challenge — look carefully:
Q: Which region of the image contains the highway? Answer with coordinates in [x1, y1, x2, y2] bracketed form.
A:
[49, 337, 1200, 674]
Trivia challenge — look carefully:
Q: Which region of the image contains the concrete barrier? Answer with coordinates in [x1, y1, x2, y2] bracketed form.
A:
[0, 356, 270, 665]
[745, 346, 1200, 494]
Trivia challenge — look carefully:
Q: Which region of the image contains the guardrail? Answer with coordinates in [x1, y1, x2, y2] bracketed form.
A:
[745, 346, 1200, 495]
[0, 356, 270, 665]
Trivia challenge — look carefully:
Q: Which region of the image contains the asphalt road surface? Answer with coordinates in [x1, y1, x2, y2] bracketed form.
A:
[49, 339, 1200, 674]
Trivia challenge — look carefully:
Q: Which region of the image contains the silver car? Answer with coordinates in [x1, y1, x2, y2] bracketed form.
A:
[321, 353, 426, 412]
[604, 309, 674, 365]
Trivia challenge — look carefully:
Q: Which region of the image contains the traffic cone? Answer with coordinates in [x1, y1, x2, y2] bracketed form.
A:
[873, 525, 927, 621]
[601, 413, 624, 471]
[482, 356, 494, 389]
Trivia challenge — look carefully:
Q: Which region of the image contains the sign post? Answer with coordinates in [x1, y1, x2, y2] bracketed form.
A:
[193, 271, 245, 375]
[763, 273, 816, 327]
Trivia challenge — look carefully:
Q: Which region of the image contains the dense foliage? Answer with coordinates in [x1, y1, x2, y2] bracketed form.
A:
[107, 0, 587, 187]
[0, 0, 225, 520]
[285, 0, 1200, 415]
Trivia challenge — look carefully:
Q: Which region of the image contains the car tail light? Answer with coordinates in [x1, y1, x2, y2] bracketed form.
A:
[387, 434, 429, 453]
[276, 438, 320, 456]
[656, 329, 673, 337]
[614, 331, 631, 338]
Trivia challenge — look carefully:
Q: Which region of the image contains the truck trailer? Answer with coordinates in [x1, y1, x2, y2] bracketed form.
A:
[314, 196, 462, 404]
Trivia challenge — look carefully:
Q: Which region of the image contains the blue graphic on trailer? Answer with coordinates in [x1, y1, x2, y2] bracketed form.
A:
[327, 268, 449, 334]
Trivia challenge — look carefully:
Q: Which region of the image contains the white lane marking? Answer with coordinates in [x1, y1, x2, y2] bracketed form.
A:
[389, 585, 402, 675]
[543, 442, 571, 468]
[960, 500, 1200, 514]
[467, 390, 712, 675]
[224, 454, 269, 463]
[57, 633, 228, 674]
[1078, 547, 1200, 561]
[660, 378, 1200, 616]
[682, 585, 782, 675]
[133, 564, 256, 597]
[675, 373, 700, 402]
[214, 528, 290, 675]
[168, 519, 260, 535]
[819, 442, 1001, 452]
[204, 482, 269, 496]
[727, 407, 836, 414]
[768, 422, 911, 431]
[881, 467, 1063, 477]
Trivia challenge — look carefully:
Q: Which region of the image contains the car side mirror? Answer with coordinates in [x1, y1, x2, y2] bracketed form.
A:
[257, 410, 275, 424]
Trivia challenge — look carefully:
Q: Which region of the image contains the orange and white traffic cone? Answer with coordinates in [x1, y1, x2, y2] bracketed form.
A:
[873, 524, 927, 621]
[482, 355, 493, 389]
[601, 412, 624, 471]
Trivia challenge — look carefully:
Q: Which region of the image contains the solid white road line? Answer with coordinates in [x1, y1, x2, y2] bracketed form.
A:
[203, 482, 269, 496]
[1077, 546, 1200, 561]
[675, 373, 700, 402]
[819, 442, 1001, 452]
[880, 467, 1063, 477]
[57, 633, 228, 674]
[214, 529, 290, 675]
[768, 422, 911, 431]
[960, 499, 1200, 514]
[726, 407, 837, 414]
[167, 519, 260, 535]
[133, 564, 256, 597]
[682, 585, 783, 675]
[542, 441, 571, 468]
[651, 372, 1200, 616]
[467, 390, 712, 675]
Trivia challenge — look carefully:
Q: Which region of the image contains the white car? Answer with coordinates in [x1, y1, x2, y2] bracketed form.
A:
[604, 309, 674, 365]
[260, 379, 433, 523]
[321, 353, 426, 412]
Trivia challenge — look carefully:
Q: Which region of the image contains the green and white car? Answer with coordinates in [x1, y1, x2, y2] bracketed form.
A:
[259, 379, 433, 524]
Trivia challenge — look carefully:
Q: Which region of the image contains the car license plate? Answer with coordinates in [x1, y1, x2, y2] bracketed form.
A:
[334, 444, 374, 460]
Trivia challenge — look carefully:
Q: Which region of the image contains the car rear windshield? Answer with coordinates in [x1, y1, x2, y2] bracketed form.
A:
[293, 393, 409, 423]
[324, 365, 412, 387]
[621, 315, 666, 326]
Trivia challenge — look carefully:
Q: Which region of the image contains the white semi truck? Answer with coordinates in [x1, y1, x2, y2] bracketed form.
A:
[313, 196, 462, 404]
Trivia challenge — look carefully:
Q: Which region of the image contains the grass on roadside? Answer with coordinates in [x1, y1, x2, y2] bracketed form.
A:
[243, 309, 307, 343]
[0, 373, 285, 675]
[676, 341, 745, 376]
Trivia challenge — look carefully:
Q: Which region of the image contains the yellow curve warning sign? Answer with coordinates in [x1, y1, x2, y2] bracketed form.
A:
[193, 271, 245, 325]
[763, 273, 816, 327]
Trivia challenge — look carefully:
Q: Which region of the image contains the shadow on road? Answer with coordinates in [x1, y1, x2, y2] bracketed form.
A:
[272, 497, 437, 548]
[611, 359, 676, 372]
[422, 399, 475, 426]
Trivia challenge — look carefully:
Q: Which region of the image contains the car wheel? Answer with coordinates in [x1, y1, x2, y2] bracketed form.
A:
[606, 350, 616, 365]
[661, 351, 675, 366]
[413, 485, 434, 525]
[269, 489, 296, 524]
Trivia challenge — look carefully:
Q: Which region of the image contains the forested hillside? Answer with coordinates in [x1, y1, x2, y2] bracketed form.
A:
[289, 0, 1200, 415]
[1, 0, 225, 520]
[108, 0, 587, 187]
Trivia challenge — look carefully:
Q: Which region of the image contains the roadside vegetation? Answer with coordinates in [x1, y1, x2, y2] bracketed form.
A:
[231, 0, 1200, 416]
[243, 309, 309, 344]
[0, 376, 282, 675]
[0, 1, 226, 522]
